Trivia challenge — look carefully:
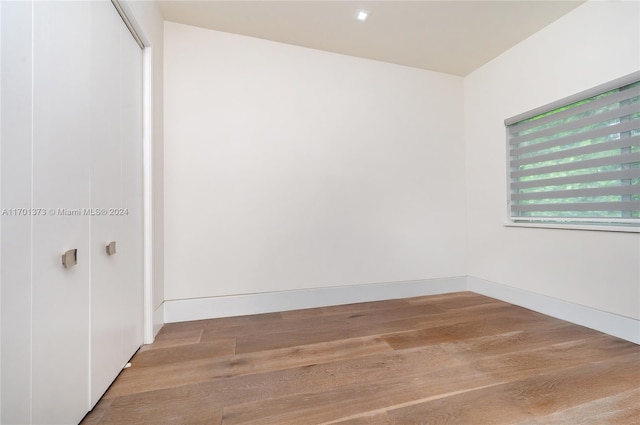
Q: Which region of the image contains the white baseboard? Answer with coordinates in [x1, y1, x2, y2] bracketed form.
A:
[152, 302, 164, 340]
[162, 275, 639, 345]
[467, 276, 640, 345]
[163, 276, 467, 323]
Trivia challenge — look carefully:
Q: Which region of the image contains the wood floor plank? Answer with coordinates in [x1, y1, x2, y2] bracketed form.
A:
[439, 322, 602, 359]
[279, 298, 411, 321]
[131, 338, 236, 367]
[471, 335, 640, 382]
[81, 292, 640, 425]
[381, 311, 555, 350]
[103, 334, 395, 398]
[156, 312, 283, 337]
[79, 399, 113, 425]
[505, 352, 640, 416]
[379, 353, 639, 425]
[235, 302, 517, 354]
[525, 388, 640, 425]
[404, 291, 506, 310]
[328, 415, 391, 425]
[218, 364, 500, 425]
[95, 393, 223, 425]
[104, 343, 473, 423]
[137, 328, 204, 352]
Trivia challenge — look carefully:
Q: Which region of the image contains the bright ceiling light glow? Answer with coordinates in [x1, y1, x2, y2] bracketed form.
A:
[355, 10, 370, 22]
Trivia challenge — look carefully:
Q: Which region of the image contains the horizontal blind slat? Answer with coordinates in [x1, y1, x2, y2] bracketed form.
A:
[508, 86, 640, 133]
[511, 136, 640, 168]
[510, 152, 640, 179]
[509, 119, 638, 149]
[511, 201, 640, 212]
[511, 185, 639, 201]
[509, 103, 639, 145]
[509, 217, 639, 224]
[511, 169, 640, 190]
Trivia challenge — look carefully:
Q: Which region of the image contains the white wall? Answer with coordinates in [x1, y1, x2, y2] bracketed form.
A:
[465, 1, 640, 320]
[164, 22, 466, 301]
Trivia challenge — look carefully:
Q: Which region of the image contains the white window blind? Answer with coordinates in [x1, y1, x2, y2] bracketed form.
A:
[506, 72, 640, 228]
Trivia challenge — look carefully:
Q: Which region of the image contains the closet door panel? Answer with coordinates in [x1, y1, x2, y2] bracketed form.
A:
[89, 0, 126, 406]
[0, 2, 34, 423]
[31, 2, 92, 424]
[119, 18, 144, 362]
[89, 0, 144, 406]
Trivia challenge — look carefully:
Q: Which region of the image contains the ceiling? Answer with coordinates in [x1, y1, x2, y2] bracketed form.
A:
[157, 0, 585, 76]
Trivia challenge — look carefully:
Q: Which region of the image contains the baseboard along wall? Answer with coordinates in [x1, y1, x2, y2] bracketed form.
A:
[152, 302, 164, 339]
[163, 276, 467, 323]
[466, 276, 639, 345]
[163, 275, 639, 344]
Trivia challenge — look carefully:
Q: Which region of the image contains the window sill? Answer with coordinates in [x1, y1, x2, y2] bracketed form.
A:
[504, 221, 640, 233]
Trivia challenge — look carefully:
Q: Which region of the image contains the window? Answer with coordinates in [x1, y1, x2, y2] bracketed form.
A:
[506, 72, 640, 230]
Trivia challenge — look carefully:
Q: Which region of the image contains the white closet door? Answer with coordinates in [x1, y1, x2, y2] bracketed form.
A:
[1, 0, 143, 422]
[31, 2, 92, 424]
[89, 0, 126, 406]
[0, 2, 34, 423]
[117, 6, 144, 364]
[89, 0, 144, 406]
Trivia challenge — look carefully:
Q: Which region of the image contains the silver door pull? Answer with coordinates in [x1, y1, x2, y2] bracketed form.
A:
[106, 241, 116, 256]
[62, 249, 78, 268]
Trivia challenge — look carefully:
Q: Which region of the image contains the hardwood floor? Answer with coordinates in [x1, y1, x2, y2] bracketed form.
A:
[81, 292, 640, 425]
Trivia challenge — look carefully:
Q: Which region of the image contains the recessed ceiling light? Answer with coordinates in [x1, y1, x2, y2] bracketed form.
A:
[355, 10, 371, 22]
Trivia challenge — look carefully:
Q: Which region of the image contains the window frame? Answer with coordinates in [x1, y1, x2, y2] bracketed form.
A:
[505, 71, 640, 233]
